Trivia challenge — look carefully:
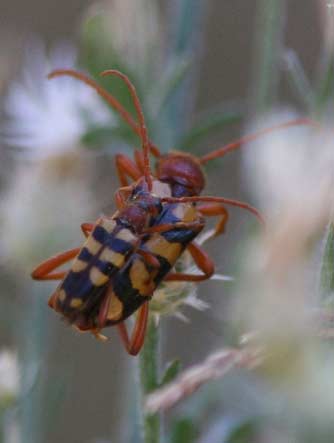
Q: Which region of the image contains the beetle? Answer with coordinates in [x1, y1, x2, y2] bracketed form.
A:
[32, 68, 313, 355]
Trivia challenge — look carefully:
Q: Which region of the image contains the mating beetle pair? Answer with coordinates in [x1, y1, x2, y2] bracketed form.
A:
[31, 68, 310, 355]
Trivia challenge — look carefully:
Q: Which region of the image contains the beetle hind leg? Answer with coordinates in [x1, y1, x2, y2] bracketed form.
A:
[31, 247, 80, 281]
[165, 242, 215, 282]
[117, 302, 149, 356]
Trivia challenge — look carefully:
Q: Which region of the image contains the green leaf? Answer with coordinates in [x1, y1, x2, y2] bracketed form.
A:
[148, 56, 192, 115]
[81, 125, 137, 149]
[226, 420, 258, 443]
[160, 359, 181, 387]
[178, 106, 243, 152]
[79, 11, 141, 118]
[320, 222, 334, 299]
[169, 0, 205, 55]
[315, 56, 334, 114]
[171, 417, 199, 443]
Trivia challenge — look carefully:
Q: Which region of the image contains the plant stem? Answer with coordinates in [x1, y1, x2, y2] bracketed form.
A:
[0, 414, 3, 443]
[251, 0, 286, 114]
[319, 222, 334, 298]
[138, 317, 160, 443]
[315, 2, 334, 114]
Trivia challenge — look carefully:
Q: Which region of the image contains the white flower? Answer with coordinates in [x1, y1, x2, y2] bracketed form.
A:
[86, 0, 162, 78]
[2, 38, 110, 159]
[0, 159, 96, 270]
[0, 350, 19, 405]
[242, 110, 334, 217]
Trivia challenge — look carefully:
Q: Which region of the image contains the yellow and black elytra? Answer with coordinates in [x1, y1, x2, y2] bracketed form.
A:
[96, 200, 205, 328]
[32, 68, 311, 355]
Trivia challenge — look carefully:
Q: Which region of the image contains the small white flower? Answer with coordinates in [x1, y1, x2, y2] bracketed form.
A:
[0, 350, 19, 405]
[3, 38, 110, 159]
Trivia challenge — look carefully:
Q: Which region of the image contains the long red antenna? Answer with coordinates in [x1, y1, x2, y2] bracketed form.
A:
[48, 69, 160, 159]
[200, 118, 318, 165]
[101, 70, 152, 190]
[162, 196, 265, 225]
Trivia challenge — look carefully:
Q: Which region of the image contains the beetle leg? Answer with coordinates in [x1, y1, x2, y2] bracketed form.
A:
[165, 242, 214, 282]
[136, 249, 161, 268]
[117, 302, 149, 356]
[81, 223, 94, 238]
[115, 185, 133, 209]
[31, 248, 80, 281]
[197, 203, 229, 237]
[115, 153, 142, 186]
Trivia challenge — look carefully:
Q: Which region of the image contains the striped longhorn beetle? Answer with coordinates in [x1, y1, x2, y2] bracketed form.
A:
[31, 68, 313, 355]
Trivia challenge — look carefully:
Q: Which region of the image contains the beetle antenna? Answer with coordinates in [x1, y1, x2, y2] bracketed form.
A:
[199, 118, 318, 165]
[101, 70, 152, 190]
[161, 196, 265, 225]
[48, 69, 160, 160]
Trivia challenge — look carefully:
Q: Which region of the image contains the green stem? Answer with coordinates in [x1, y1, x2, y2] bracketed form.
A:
[138, 317, 160, 443]
[315, 3, 334, 115]
[0, 413, 3, 443]
[320, 222, 334, 299]
[251, 0, 286, 114]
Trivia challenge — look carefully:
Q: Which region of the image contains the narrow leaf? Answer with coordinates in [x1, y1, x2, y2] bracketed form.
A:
[178, 106, 243, 152]
[171, 418, 198, 443]
[81, 125, 136, 149]
[160, 360, 181, 387]
[315, 56, 334, 114]
[148, 56, 192, 116]
[226, 420, 258, 443]
[320, 222, 334, 299]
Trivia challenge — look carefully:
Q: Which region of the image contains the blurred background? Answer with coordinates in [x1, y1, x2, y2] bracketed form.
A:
[0, 1, 331, 443]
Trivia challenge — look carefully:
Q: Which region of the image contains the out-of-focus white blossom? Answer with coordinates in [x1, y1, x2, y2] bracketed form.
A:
[2, 39, 110, 159]
[0, 159, 96, 270]
[234, 111, 334, 431]
[86, 0, 162, 78]
[243, 111, 334, 217]
[0, 350, 19, 406]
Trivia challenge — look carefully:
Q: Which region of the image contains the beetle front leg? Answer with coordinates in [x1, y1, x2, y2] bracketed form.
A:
[31, 247, 80, 281]
[165, 242, 214, 282]
[115, 185, 133, 209]
[197, 203, 229, 237]
[117, 302, 149, 356]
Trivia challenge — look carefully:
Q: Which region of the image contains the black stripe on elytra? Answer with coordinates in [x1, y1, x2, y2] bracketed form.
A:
[92, 225, 109, 244]
[77, 247, 94, 262]
[105, 237, 134, 254]
[93, 225, 134, 254]
[61, 271, 108, 309]
[161, 227, 200, 244]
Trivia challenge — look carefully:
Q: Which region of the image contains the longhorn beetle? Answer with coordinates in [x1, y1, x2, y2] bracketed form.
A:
[31, 68, 314, 355]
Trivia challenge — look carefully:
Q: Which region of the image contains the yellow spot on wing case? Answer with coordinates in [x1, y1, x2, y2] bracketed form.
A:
[90, 267, 109, 286]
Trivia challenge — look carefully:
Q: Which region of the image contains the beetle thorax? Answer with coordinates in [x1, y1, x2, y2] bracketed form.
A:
[155, 152, 205, 197]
